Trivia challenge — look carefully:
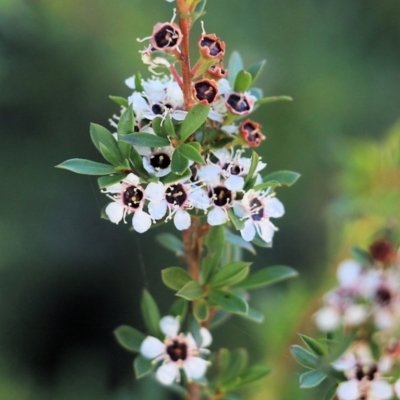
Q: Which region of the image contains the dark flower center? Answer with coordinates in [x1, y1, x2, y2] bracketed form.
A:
[375, 287, 392, 306]
[194, 81, 218, 104]
[200, 37, 223, 57]
[355, 364, 377, 381]
[226, 93, 250, 114]
[166, 340, 188, 362]
[250, 198, 264, 221]
[209, 186, 232, 207]
[151, 103, 165, 115]
[222, 163, 242, 175]
[123, 186, 143, 209]
[150, 152, 171, 171]
[165, 183, 187, 207]
[243, 122, 262, 144]
[154, 25, 180, 48]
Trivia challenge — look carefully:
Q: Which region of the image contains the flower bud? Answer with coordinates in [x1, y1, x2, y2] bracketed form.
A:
[198, 33, 225, 59]
[150, 22, 182, 51]
[193, 79, 219, 105]
[369, 239, 396, 263]
[206, 62, 228, 80]
[240, 119, 265, 147]
[225, 92, 255, 116]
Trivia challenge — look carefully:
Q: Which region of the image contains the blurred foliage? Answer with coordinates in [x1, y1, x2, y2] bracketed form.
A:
[0, 0, 399, 398]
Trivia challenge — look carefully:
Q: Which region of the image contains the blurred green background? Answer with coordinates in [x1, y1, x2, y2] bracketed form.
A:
[0, 0, 399, 398]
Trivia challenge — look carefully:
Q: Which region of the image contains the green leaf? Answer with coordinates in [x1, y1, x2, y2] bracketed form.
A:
[290, 345, 318, 369]
[239, 307, 264, 323]
[262, 170, 301, 187]
[176, 281, 204, 301]
[152, 116, 168, 138]
[56, 159, 116, 175]
[220, 348, 248, 384]
[324, 382, 338, 400]
[209, 261, 251, 288]
[193, 299, 209, 322]
[234, 70, 252, 92]
[351, 246, 373, 266]
[252, 180, 281, 191]
[129, 145, 149, 179]
[162, 267, 192, 291]
[114, 325, 145, 353]
[250, 87, 263, 100]
[228, 208, 245, 230]
[228, 51, 244, 87]
[121, 132, 170, 148]
[194, 0, 207, 14]
[223, 366, 271, 391]
[225, 229, 256, 254]
[90, 123, 123, 166]
[109, 95, 129, 108]
[200, 225, 225, 284]
[299, 334, 326, 356]
[255, 95, 293, 105]
[244, 151, 259, 186]
[141, 290, 161, 337]
[97, 174, 125, 189]
[118, 105, 135, 135]
[299, 370, 327, 389]
[208, 290, 248, 315]
[164, 114, 177, 138]
[247, 60, 266, 84]
[134, 355, 154, 379]
[171, 147, 190, 175]
[161, 168, 192, 184]
[233, 265, 298, 290]
[169, 298, 188, 319]
[179, 104, 210, 142]
[251, 233, 271, 247]
[178, 143, 205, 164]
[186, 141, 202, 152]
[156, 233, 185, 256]
[135, 72, 144, 92]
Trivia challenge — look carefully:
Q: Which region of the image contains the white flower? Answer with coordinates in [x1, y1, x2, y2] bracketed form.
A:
[142, 146, 174, 177]
[140, 316, 211, 385]
[233, 190, 284, 243]
[207, 184, 235, 226]
[102, 173, 152, 233]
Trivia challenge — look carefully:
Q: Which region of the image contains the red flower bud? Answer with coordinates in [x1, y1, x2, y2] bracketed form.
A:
[369, 239, 396, 263]
[240, 119, 265, 147]
[206, 62, 228, 80]
[193, 79, 219, 105]
[198, 34, 225, 59]
[150, 22, 182, 51]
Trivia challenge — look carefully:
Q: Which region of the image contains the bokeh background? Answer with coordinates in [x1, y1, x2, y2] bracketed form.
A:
[1, 0, 399, 399]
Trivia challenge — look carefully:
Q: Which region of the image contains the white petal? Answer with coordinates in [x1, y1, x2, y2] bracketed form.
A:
[374, 308, 395, 330]
[189, 188, 210, 210]
[233, 202, 247, 218]
[331, 352, 357, 371]
[140, 336, 165, 359]
[343, 305, 367, 326]
[145, 182, 165, 202]
[337, 260, 362, 287]
[199, 328, 212, 348]
[207, 109, 224, 123]
[259, 220, 276, 243]
[196, 164, 222, 186]
[156, 362, 180, 385]
[207, 207, 227, 226]
[148, 200, 167, 220]
[314, 307, 341, 332]
[124, 173, 140, 186]
[132, 210, 152, 233]
[240, 220, 256, 242]
[183, 357, 208, 380]
[370, 380, 393, 399]
[225, 175, 244, 191]
[337, 380, 360, 400]
[171, 110, 187, 121]
[174, 210, 191, 230]
[218, 79, 231, 95]
[125, 76, 136, 89]
[160, 316, 180, 338]
[221, 125, 238, 134]
[105, 202, 124, 224]
[394, 379, 400, 397]
[264, 197, 285, 218]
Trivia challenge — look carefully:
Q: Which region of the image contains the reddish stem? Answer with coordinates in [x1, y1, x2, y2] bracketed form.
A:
[169, 65, 183, 87]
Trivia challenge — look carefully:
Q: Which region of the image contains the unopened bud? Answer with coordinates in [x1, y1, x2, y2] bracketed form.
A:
[206, 62, 228, 80]
[151, 22, 182, 51]
[369, 239, 396, 263]
[199, 33, 225, 59]
[240, 119, 265, 147]
[193, 79, 219, 105]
